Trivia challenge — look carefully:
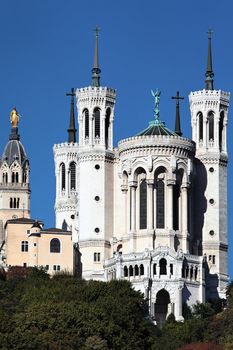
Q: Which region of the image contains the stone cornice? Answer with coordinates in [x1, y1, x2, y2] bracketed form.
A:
[118, 135, 195, 159]
[79, 239, 111, 248]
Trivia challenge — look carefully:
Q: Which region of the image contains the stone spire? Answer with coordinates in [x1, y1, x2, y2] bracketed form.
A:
[66, 88, 77, 143]
[205, 29, 214, 90]
[91, 27, 101, 87]
[172, 91, 184, 136]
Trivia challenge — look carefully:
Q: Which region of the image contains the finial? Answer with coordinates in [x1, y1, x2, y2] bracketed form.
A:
[205, 28, 214, 90]
[172, 91, 184, 136]
[66, 88, 77, 143]
[91, 26, 101, 87]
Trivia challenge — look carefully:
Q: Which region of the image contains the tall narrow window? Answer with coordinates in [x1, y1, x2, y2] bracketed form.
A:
[140, 178, 147, 229]
[219, 112, 224, 151]
[15, 172, 19, 183]
[105, 108, 110, 148]
[70, 162, 76, 190]
[10, 198, 13, 208]
[94, 108, 100, 138]
[13, 198, 16, 208]
[156, 179, 165, 228]
[198, 112, 203, 141]
[159, 258, 167, 275]
[208, 112, 214, 141]
[84, 109, 89, 138]
[61, 163, 65, 191]
[12, 172, 15, 183]
[173, 183, 180, 230]
[17, 198, 20, 209]
[3, 173, 8, 184]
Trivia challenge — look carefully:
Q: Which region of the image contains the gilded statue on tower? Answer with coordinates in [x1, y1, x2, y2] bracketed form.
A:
[10, 107, 19, 128]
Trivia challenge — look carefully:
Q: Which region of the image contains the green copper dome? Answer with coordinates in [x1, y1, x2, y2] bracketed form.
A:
[137, 119, 177, 136]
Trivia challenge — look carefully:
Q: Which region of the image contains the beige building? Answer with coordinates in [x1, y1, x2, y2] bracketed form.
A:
[5, 218, 74, 274]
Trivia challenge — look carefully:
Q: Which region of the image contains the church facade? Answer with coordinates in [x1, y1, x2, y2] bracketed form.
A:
[0, 32, 230, 325]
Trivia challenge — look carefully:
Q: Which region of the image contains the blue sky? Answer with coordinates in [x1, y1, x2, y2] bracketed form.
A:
[0, 0, 233, 275]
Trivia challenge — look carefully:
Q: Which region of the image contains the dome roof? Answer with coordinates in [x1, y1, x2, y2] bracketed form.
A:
[137, 120, 178, 137]
[2, 138, 28, 166]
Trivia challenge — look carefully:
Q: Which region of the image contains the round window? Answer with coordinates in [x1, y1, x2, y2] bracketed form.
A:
[95, 164, 100, 170]
[70, 214, 75, 219]
[209, 198, 214, 205]
[95, 227, 100, 233]
[209, 230, 215, 236]
[95, 196, 100, 201]
[209, 167, 214, 173]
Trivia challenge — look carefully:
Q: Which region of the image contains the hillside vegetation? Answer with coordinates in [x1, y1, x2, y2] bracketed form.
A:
[0, 267, 232, 350]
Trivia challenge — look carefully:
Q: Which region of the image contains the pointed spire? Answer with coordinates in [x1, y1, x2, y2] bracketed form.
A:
[172, 91, 184, 136]
[92, 26, 101, 87]
[66, 88, 77, 143]
[205, 29, 214, 90]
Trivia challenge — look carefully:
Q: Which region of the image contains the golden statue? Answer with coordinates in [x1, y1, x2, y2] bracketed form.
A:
[10, 107, 19, 128]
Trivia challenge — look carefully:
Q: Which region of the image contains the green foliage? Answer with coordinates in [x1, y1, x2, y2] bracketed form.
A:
[0, 272, 232, 350]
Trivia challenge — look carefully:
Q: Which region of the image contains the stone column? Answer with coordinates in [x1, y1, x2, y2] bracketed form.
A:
[90, 114, 93, 146]
[181, 184, 188, 252]
[215, 115, 220, 149]
[166, 180, 175, 230]
[121, 185, 128, 234]
[101, 111, 105, 145]
[175, 284, 184, 321]
[129, 181, 137, 232]
[147, 179, 154, 230]
[65, 169, 69, 197]
[203, 115, 207, 150]
[223, 119, 228, 153]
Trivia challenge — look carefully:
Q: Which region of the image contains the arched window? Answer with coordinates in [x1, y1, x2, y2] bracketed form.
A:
[13, 198, 16, 209]
[140, 178, 147, 229]
[208, 112, 214, 141]
[129, 265, 133, 277]
[135, 265, 139, 276]
[70, 162, 76, 190]
[50, 238, 61, 253]
[94, 108, 100, 138]
[198, 112, 203, 141]
[84, 109, 89, 138]
[159, 258, 167, 275]
[124, 266, 128, 277]
[173, 183, 180, 230]
[219, 112, 224, 151]
[139, 264, 144, 276]
[9, 198, 13, 208]
[3, 173, 8, 184]
[156, 179, 165, 228]
[23, 172, 27, 183]
[60, 163, 65, 191]
[12, 172, 15, 183]
[17, 198, 20, 209]
[153, 264, 157, 275]
[15, 172, 19, 183]
[105, 108, 110, 148]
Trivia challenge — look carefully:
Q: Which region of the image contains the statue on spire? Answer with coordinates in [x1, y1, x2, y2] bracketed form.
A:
[10, 107, 19, 128]
[151, 89, 161, 120]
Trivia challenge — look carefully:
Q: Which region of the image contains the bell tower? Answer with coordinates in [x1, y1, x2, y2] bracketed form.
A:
[54, 89, 79, 242]
[189, 31, 230, 299]
[0, 108, 30, 243]
[77, 28, 116, 279]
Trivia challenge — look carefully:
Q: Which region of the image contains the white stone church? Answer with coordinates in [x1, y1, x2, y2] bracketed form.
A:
[0, 32, 230, 325]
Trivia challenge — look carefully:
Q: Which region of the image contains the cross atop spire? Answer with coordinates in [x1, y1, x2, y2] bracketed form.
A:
[205, 28, 214, 90]
[66, 88, 77, 143]
[172, 91, 184, 136]
[92, 26, 101, 87]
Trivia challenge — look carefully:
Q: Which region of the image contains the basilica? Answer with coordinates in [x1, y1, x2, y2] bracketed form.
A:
[0, 32, 230, 325]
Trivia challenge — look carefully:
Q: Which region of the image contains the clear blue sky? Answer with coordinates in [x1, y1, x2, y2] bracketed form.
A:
[0, 0, 232, 275]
